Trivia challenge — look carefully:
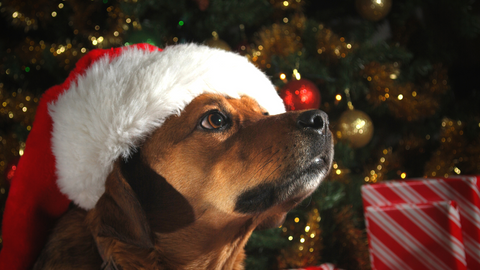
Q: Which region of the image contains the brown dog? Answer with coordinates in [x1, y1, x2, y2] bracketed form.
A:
[34, 93, 333, 269]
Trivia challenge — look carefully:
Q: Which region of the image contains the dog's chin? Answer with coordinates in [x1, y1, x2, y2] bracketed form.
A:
[255, 190, 314, 230]
[234, 156, 331, 216]
[254, 160, 330, 230]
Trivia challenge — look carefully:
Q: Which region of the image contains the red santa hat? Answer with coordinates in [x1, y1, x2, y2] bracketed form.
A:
[0, 43, 285, 269]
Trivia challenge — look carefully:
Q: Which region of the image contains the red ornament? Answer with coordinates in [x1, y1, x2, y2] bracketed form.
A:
[280, 79, 321, 111]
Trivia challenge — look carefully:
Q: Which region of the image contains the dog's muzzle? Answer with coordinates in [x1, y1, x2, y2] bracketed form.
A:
[234, 109, 334, 214]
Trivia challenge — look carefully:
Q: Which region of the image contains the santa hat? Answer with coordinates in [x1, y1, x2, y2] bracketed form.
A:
[0, 43, 285, 269]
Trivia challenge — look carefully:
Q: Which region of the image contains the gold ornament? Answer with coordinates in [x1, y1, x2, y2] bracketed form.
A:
[336, 109, 374, 148]
[355, 0, 392, 22]
[204, 31, 231, 51]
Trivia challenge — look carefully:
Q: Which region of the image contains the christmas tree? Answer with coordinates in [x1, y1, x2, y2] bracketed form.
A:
[1, 0, 479, 269]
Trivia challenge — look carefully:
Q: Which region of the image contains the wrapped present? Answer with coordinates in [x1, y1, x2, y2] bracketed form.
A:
[365, 201, 466, 270]
[362, 176, 480, 269]
[289, 263, 344, 270]
[315, 264, 344, 270]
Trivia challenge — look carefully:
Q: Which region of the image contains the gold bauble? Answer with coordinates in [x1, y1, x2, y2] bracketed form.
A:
[355, 0, 392, 21]
[204, 38, 231, 51]
[337, 109, 374, 148]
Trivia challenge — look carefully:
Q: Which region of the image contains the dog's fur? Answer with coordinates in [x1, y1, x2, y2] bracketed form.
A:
[34, 94, 333, 270]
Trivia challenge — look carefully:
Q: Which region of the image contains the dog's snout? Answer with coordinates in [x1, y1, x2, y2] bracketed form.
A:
[296, 110, 328, 132]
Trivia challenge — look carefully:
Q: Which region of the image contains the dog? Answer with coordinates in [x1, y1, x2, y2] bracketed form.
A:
[33, 92, 333, 269]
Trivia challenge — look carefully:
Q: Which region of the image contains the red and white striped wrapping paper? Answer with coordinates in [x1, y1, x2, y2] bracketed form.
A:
[362, 176, 480, 269]
[365, 201, 466, 270]
[289, 263, 344, 270]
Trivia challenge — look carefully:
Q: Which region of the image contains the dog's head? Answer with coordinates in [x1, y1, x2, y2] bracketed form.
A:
[46, 43, 334, 267]
[111, 93, 333, 234]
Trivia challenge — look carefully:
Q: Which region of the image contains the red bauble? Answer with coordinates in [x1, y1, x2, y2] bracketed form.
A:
[280, 79, 321, 111]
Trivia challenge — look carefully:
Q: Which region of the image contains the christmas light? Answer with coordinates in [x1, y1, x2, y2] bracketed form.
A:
[292, 69, 301, 80]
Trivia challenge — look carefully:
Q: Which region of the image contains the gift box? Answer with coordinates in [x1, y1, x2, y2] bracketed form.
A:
[290, 263, 344, 270]
[365, 201, 466, 269]
[362, 176, 480, 269]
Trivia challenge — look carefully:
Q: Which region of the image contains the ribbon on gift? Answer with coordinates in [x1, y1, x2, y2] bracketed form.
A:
[362, 176, 480, 269]
[365, 201, 466, 270]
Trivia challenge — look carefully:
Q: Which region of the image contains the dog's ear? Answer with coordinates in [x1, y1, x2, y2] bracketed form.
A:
[89, 161, 155, 250]
[90, 148, 196, 251]
[118, 149, 196, 233]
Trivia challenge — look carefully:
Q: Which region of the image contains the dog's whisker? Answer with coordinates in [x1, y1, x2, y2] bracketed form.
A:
[246, 149, 281, 184]
[252, 149, 279, 174]
[302, 196, 313, 208]
[263, 164, 282, 183]
[249, 146, 273, 163]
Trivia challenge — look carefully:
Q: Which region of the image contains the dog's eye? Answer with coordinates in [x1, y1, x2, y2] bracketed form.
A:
[201, 112, 227, 130]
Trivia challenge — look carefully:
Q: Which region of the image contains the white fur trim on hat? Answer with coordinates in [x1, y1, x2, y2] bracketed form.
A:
[48, 43, 286, 209]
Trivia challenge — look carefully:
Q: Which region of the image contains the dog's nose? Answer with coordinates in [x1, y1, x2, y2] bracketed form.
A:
[296, 110, 328, 132]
